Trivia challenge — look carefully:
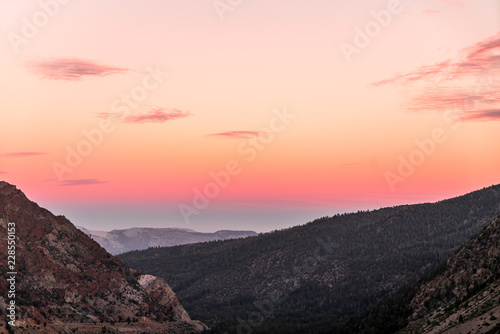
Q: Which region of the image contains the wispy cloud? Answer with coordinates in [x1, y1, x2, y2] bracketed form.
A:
[372, 32, 500, 121]
[373, 32, 500, 86]
[27, 58, 129, 80]
[208, 131, 263, 139]
[98, 107, 191, 124]
[124, 108, 190, 123]
[0, 152, 47, 158]
[0, 171, 7, 174]
[58, 179, 107, 186]
[409, 87, 500, 111]
[371, 60, 453, 87]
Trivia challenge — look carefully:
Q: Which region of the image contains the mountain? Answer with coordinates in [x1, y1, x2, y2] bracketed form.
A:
[0, 181, 207, 333]
[76, 226, 258, 255]
[400, 215, 500, 334]
[339, 215, 500, 334]
[119, 184, 500, 333]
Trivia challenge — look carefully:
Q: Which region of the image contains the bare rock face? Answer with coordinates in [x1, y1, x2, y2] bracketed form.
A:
[0, 181, 208, 333]
[138, 274, 207, 331]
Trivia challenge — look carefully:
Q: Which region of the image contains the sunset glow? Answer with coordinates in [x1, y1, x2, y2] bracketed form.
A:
[1, 0, 499, 232]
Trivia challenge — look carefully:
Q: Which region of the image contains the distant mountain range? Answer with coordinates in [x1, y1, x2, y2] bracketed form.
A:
[76, 226, 258, 255]
[119, 184, 500, 333]
[0, 181, 207, 333]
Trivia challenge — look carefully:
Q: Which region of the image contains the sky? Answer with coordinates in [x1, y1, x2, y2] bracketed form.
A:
[1, 0, 499, 232]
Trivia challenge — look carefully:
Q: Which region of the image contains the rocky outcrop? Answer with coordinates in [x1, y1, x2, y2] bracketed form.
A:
[0, 181, 207, 333]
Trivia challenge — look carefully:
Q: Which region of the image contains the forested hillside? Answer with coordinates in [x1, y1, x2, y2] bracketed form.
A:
[120, 185, 500, 333]
[340, 215, 500, 334]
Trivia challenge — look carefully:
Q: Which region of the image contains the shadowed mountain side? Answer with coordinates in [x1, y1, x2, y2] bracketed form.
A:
[402, 215, 500, 334]
[341, 215, 500, 334]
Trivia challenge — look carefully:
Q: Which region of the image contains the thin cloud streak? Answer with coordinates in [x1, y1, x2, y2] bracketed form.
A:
[460, 109, 500, 121]
[123, 108, 191, 124]
[208, 131, 263, 139]
[27, 58, 129, 81]
[58, 179, 107, 186]
[0, 152, 47, 158]
[98, 107, 191, 124]
[371, 60, 453, 87]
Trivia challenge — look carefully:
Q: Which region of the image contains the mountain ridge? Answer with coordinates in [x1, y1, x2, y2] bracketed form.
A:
[0, 181, 207, 333]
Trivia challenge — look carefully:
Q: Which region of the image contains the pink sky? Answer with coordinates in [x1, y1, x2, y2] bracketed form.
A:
[1, 0, 499, 232]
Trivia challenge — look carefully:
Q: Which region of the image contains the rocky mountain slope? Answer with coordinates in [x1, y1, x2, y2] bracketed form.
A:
[119, 184, 500, 333]
[77, 226, 257, 255]
[0, 181, 207, 333]
[399, 215, 500, 334]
